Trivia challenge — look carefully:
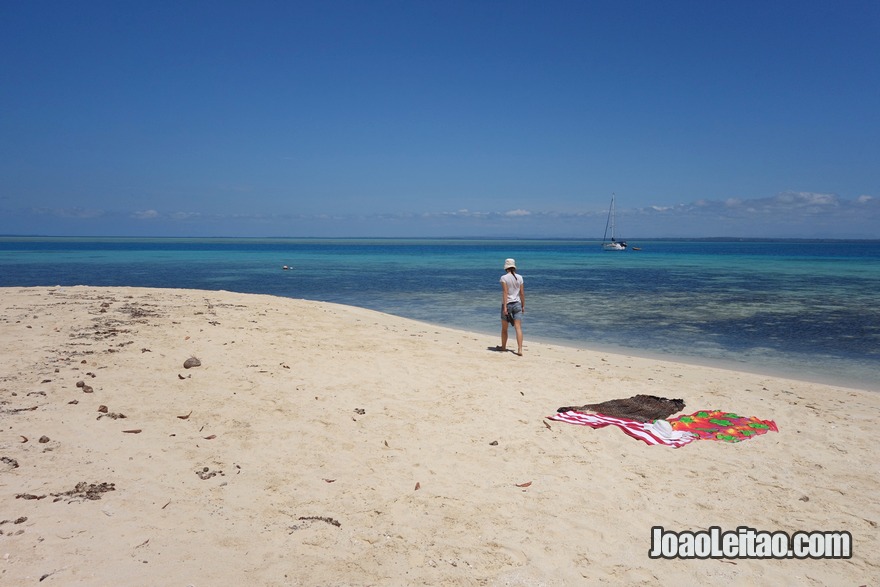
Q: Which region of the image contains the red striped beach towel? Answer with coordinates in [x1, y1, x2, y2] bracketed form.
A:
[547, 411, 698, 448]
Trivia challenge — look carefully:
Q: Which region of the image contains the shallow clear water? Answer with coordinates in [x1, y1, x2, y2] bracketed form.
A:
[2, 237, 878, 390]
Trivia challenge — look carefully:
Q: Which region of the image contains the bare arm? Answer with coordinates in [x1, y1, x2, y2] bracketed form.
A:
[519, 281, 525, 312]
[501, 280, 509, 314]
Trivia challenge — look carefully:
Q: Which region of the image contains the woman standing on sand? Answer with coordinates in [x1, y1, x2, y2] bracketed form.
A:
[499, 258, 525, 356]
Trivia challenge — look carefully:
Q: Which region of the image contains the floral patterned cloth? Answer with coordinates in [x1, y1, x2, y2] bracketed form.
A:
[668, 410, 778, 442]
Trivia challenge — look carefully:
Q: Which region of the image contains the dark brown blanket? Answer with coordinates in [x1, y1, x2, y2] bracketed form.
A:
[557, 395, 685, 423]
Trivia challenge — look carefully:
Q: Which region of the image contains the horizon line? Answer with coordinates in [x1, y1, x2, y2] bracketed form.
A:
[3, 234, 880, 243]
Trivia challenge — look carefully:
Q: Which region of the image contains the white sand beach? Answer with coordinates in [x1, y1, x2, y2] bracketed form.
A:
[1, 286, 877, 585]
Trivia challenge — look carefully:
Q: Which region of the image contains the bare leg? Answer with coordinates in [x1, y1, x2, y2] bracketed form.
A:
[513, 319, 523, 356]
[500, 319, 509, 350]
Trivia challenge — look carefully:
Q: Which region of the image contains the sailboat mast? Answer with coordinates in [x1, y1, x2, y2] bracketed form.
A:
[603, 193, 615, 242]
[609, 193, 615, 241]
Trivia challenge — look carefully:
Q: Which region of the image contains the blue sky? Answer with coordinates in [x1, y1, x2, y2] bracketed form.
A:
[2, 0, 878, 238]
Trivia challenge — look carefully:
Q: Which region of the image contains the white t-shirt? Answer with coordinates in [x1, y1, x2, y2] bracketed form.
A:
[500, 272, 523, 303]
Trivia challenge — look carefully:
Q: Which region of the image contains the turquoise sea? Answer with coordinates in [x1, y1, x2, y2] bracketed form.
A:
[2, 237, 878, 391]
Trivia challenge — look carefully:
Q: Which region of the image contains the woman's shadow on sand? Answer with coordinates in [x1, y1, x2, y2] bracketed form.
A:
[487, 346, 521, 356]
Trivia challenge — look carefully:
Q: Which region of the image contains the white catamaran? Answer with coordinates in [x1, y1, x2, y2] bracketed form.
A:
[601, 193, 627, 251]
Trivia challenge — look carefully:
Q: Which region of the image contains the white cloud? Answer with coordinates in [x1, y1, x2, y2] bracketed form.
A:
[420, 209, 493, 219]
[32, 207, 105, 219]
[132, 209, 160, 220]
[777, 191, 837, 206]
[168, 212, 202, 221]
[632, 191, 880, 238]
[12, 190, 876, 238]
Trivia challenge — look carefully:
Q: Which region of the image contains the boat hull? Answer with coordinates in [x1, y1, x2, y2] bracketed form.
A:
[602, 242, 627, 251]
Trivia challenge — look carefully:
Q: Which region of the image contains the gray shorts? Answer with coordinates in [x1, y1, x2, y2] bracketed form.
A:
[503, 301, 522, 324]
